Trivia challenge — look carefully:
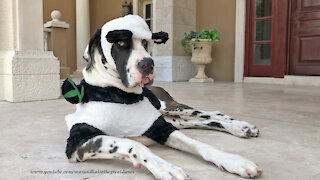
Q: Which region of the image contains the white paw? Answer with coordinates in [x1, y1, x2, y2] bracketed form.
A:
[227, 120, 260, 138]
[149, 157, 190, 180]
[214, 153, 262, 178]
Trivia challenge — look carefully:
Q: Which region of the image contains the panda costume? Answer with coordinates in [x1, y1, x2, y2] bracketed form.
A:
[61, 15, 262, 180]
[61, 15, 176, 159]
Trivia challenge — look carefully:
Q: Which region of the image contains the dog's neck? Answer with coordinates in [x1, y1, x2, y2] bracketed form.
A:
[82, 66, 143, 94]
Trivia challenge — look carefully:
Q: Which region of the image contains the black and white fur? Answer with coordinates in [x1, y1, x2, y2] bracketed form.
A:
[63, 15, 262, 180]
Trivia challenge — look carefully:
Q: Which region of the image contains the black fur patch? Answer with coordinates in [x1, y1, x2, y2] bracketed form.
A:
[143, 116, 178, 144]
[85, 29, 107, 70]
[141, 39, 149, 51]
[206, 122, 225, 129]
[171, 115, 181, 119]
[109, 146, 118, 153]
[77, 138, 102, 160]
[200, 115, 211, 119]
[191, 111, 201, 116]
[108, 30, 134, 87]
[66, 123, 106, 159]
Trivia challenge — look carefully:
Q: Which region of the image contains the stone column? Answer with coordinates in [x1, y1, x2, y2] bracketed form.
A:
[44, 10, 70, 79]
[0, 0, 60, 102]
[74, 0, 90, 76]
[234, 0, 246, 82]
[153, 0, 197, 81]
[133, 0, 139, 15]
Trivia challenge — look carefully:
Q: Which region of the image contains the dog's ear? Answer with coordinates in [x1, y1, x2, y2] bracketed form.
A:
[106, 30, 133, 43]
[152, 31, 169, 44]
[84, 29, 102, 70]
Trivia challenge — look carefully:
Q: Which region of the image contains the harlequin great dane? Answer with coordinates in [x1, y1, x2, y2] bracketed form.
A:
[62, 15, 262, 180]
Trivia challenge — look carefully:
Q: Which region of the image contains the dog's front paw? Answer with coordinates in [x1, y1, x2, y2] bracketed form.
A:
[149, 157, 190, 180]
[227, 120, 260, 138]
[215, 153, 262, 178]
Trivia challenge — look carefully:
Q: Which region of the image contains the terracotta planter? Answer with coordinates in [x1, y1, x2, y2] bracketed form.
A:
[189, 39, 216, 83]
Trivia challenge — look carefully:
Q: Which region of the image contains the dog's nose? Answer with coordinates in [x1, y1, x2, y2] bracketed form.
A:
[138, 58, 154, 74]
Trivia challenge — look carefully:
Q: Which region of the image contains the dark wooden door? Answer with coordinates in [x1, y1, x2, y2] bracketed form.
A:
[289, 0, 320, 75]
[245, 0, 288, 77]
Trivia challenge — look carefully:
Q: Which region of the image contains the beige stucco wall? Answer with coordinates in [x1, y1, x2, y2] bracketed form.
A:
[90, 0, 133, 35]
[43, 0, 77, 72]
[197, 0, 235, 81]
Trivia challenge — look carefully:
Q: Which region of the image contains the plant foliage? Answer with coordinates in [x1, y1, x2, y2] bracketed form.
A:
[181, 29, 220, 54]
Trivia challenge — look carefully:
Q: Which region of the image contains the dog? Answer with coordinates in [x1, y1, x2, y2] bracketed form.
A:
[61, 15, 262, 180]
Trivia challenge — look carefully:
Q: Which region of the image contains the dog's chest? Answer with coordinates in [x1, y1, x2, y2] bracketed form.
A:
[65, 97, 161, 137]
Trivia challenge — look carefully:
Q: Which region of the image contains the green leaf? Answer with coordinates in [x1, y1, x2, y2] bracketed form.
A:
[64, 90, 78, 98]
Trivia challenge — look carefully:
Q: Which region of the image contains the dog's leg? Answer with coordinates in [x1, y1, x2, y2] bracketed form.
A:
[148, 86, 259, 137]
[165, 131, 262, 179]
[165, 109, 259, 138]
[163, 116, 253, 138]
[68, 135, 190, 180]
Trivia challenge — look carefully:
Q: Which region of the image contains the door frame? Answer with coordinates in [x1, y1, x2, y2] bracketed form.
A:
[244, 0, 290, 78]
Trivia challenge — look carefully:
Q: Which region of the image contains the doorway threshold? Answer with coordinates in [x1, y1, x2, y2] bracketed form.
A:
[244, 75, 320, 87]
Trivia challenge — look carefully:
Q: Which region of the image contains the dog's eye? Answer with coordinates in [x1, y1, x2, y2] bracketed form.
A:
[142, 39, 148, 51]
[118, 41, 126, 46]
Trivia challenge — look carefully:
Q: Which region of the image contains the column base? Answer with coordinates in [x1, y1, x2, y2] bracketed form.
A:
[60, 67, 70, 79]
[189, 77, 214, 83]
[153, 56, 197, 82]
[0, 50, 60, 102]
[70, 69, 83, 78]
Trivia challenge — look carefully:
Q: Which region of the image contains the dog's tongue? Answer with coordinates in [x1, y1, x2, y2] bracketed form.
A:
[142, 74, 154, 83]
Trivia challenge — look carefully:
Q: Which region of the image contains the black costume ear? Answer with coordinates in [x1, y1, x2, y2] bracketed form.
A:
[106, 30, 133, 43]
[84, 29, 106, 70]
[152, 31, 169, 44]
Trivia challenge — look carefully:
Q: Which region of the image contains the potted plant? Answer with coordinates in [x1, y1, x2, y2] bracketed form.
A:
[181, 29, 219, 82]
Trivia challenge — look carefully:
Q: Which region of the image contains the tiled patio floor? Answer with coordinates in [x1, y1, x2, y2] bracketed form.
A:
[1, 81, 319, 180]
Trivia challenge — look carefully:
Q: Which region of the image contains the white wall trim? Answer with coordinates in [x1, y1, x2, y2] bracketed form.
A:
[244, 76, 320, 87]
[234, 0, 246, 82]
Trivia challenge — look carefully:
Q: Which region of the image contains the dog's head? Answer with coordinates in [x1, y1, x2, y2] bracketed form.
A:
[83, 15, 168, 89]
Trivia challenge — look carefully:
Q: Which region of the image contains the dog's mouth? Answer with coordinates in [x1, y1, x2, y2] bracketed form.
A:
[141, 73, 154, 84]
[136, 71, 154, 86]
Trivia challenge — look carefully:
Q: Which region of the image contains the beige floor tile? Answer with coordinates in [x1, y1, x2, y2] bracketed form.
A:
[0, 82, 319, 180]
